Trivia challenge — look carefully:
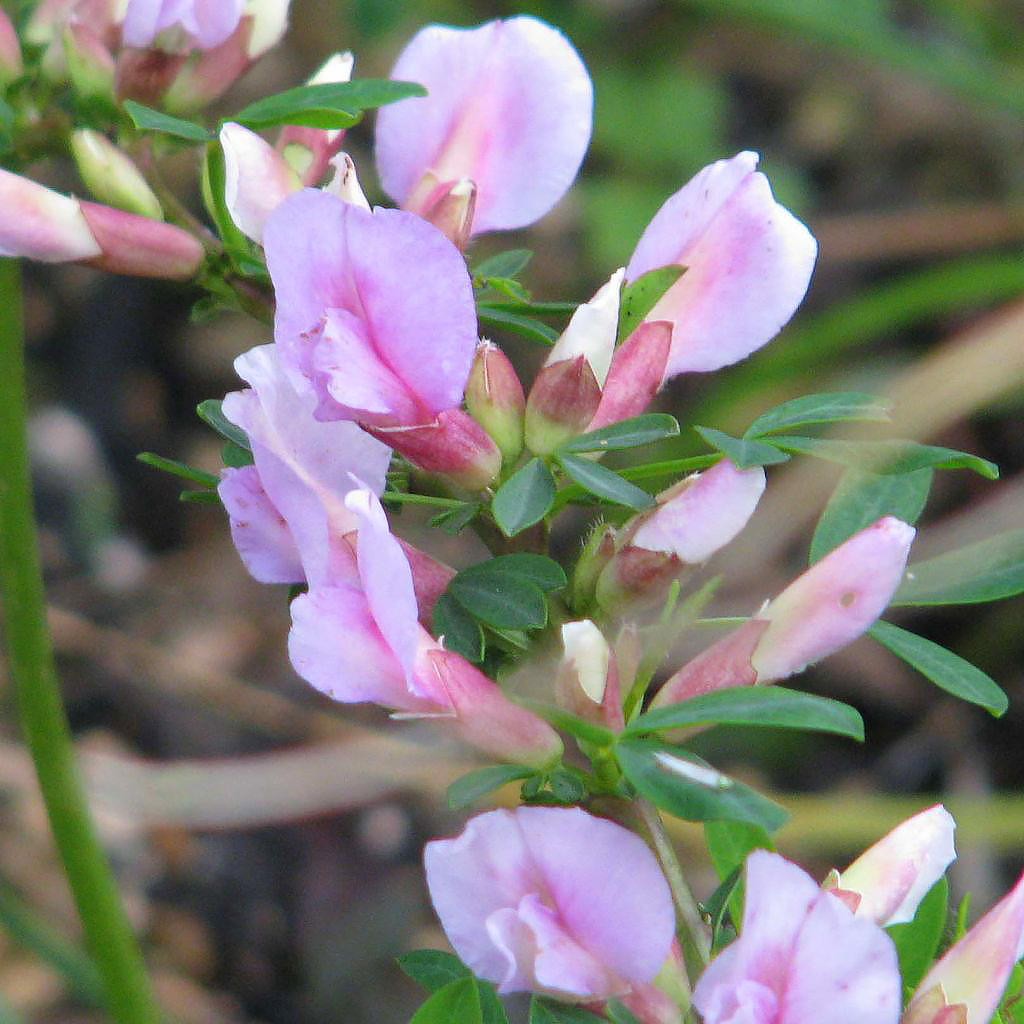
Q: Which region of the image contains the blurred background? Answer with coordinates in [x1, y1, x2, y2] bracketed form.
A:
[4, 0, 1024, 1019]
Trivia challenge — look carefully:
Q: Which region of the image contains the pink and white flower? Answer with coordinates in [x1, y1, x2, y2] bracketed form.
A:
[424, 806, 674, 1001]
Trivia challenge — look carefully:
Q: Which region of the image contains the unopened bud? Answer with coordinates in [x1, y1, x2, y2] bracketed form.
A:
[0, 169, 102, 262]
[80, 202, 204, 279]
[421, 176, 476, 251]
[590, 320, 673, 431]
[595, 546, 682, 614]
[322, 153, 370, 211]
[0, 10, 22, 83]
[63, 24, 115, 100]
[71, 130, 163, 220]
[555, 620, 623, 731]
[524, 354, 601, 455]
[367, 408, 501, 492]
[570, 521, 616, 612]
[220, 121, 299, 242]
[465, 341, 525, 464]
[161, 27, 250, 111]
[545, 267, 624, 388]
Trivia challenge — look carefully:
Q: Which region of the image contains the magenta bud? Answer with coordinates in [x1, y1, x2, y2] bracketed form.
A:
[465, 341, 525, 464]
[524, 354, 602, 455]
[367, 408, 501, 492]
[425, 649, 562, 766]
[589, 320, 673, 431]
[595, 547, 683, 614]
[396, 538, 456, 630]
[80, 202, 204, 279]
[115, 47, 187, 104]
[0, 9, 23, 83]
[71, 129, 163, 219]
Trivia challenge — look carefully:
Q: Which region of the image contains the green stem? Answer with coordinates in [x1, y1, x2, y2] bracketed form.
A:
[635, 799, 711, 977]
[380, 490, 467, 509]
[0, 260, 161, 1024]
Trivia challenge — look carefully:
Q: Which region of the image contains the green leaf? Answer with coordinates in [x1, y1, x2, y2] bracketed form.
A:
[233, 79, 426, 129]
[203, 142, 251, 256]
[529, 997, 606, 1024]
[555, 454, 655, 510]
[617, 265, 685, 341]
[704, 821, 774, 925]
[480, 277, 531, 303]
[477, 307, 558, 345]
[810, 468, 932, 563]
[433, 594, 485, 663]
[397, 950, 469, 991]
[448, 573, 548, 631]
[410, 977, 482, 1024]
[196, 399, 250, 450]
[492, 459, 556, 537]
[447, 764, 532, 811]
[522, 705, 615, 747]
[123, 100, 209, 142]
[473, 249, 532, 280]
[703, 864, 744, 945]
[893, 529, 1024, 606]
[605, 999, 642, 1024]
[460, 554, 566, 593]
[547, 769, 588, 803]
[744, 391, 892, 438]
[766, 436, 999, 480]
[624, 686, 864, 741]
[559, 414, 681, 454]
[615, 740, 788, 830]
[869, 621, 1008, 716]
[888, 877, 949, 991]
[429, 502, 480, 536]
[136, 452, 218, 488]
[221, 441, 253, 468]
[179, 489, 221, 505]
[695, 426, 791, 470]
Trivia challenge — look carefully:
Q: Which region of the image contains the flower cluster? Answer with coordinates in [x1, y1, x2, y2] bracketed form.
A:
[2, 7, 1021, 1024]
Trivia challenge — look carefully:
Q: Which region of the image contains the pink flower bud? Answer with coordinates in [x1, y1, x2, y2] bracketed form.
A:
[905, 871, 1024, 1024]
[588, 320, 672, 431]
[555, 620, 624, 731]
[524, 354, 602, 455]
[321, 153, 370, 210]
[654, 517, 914, 706]
[366, 409, 501, 492]
[627, 151, 817, 378]
[0, 10, 23, 82]
[70, 129, 163, 219]
[418, 176, 476, 252]
[424, 807, 675, 1001]
[0, 169, 102, 262]
[220, 122, 300, 242]
[595, 547, 683, 614]
[114, 46, 186, 104]
[397, 539, 455, 630]
[546, 268, 624, 388]
[836, 805, 956, 927]
[694, 851, 900, 1024]
[465, 341, 526, 464]
[80, 201, 203, 278]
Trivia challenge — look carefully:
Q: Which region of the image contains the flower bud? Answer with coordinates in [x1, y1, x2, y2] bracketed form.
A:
[160, 22, 251, 111]
[367, 408, 501, 492]
[546, 267, 624, 388]
[80, 201, 204, 278]
[524, 354, 602, 455]
[420, 176, 476, 252]
[905, 870, 1024, 1024]
[0, 10, 23, 83]
[115, 47, 187, 105]
[589, 320, 672, 431]
[62, 23, 116, 99]
[321, 153, 371, 210]
[554, 619, 624, 731]
[395, 539, 456, 629]
[71, 130, 163, 219]
[570, 521, 616, 612]
[0, 169, 102, 262]
[465, 341, 525, 464]
[835, 804, 956, 927]
[220, 121, 300, 242]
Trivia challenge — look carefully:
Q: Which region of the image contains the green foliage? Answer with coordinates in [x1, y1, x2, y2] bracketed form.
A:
[560, 414, 680, 454]
[432, 595, 484, 663]
[447, 765, 534, 811]
[529, 998, 606, 1024]
[492, 459, 556, 536]
[408, 977, 481, 1024]
[398, 953, 507, 1024]
[122, 101, 209, 142]
[624, 686, 864, 741]
[617, 265, 685, 341]
[554, 454, 655, 510]
[888, 877, 949, 991]
[136, 452, 218, 489]
[694, 427, 791, 469]
[233, 80, 426, 130]
[869, 621, 1008, 715]
[477, 307, 559, 345]
[743, 392, 892, 438]
[196, 399, 250, 450]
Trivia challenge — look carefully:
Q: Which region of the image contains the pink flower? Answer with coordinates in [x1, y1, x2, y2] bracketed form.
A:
[375, 16, 592, 235]
[217, 344, 391, 586]
[0, 167, 202, 279]
[905, 870, 1024, 1024]
[693, 851, 901, 1024]
[424, 806, 674, 1001]
[655, 517, 914, 705]
[122, 0, 245, 52]
[288, 487, 561, 766]
[836, 805, 956, 927]
[263, 189, 500, 488]
[627, 151, 817, 378]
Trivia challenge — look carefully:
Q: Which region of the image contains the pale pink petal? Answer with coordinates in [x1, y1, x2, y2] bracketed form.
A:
[375, 16, 592, 234]
[630, 459, 765, 562]
[910, 871, 1024, 1024]
[122, 0, 243, 50]
[588, 320, 672, 431]
[287, 584, 431, 709]
[751, 517, 915, 682]
[187, 0, 244, 49]
[546, 268, 624, 386]
[220, 122, 298, 242]
[217, 466, 303, 583]
[0, 169, 100, 262]
[626, 152, 817, 377]
[782, 890, 901, 1024]
[344, 487, 420, 685]
[840, 805, 956, 926]
[517, 806, 675, 987]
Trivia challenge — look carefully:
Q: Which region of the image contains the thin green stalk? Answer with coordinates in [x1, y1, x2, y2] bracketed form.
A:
[380, 490, 467, 509]
[636, 799, 711, 978]
[0, 260, 161, 1024]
